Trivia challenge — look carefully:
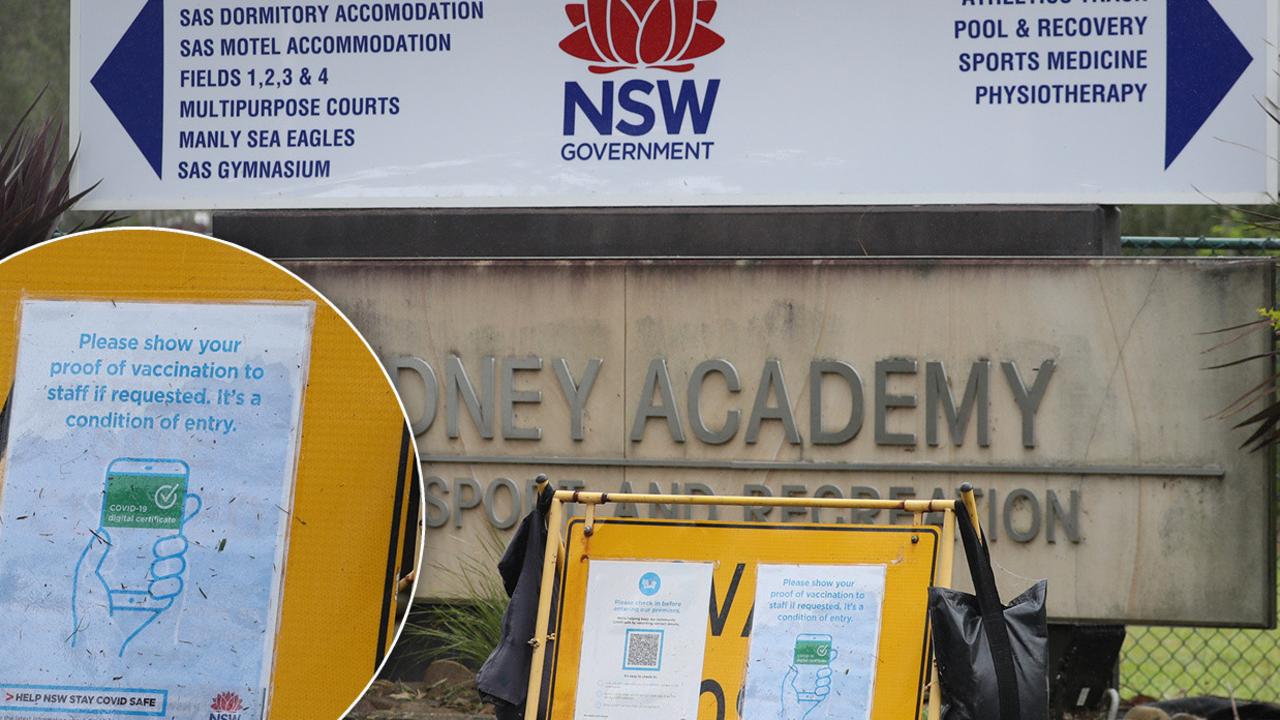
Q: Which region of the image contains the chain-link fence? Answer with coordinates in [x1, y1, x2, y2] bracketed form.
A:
[1112, 241, 1279, 705]
[1120, 556, 1280, 702]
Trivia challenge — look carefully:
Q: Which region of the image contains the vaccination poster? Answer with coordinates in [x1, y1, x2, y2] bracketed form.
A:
[0, 299, 313, 720]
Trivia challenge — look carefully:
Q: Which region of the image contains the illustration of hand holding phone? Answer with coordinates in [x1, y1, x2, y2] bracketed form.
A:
[71, 458, 201, 657]
[780, 634, 836, 720]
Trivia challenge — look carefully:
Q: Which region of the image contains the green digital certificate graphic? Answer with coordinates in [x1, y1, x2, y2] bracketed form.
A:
[794, 635, 833, 666]
[100, 471, 189, 530]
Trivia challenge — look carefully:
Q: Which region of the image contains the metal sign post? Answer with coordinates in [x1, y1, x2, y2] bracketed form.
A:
[524, 478, 979, 720]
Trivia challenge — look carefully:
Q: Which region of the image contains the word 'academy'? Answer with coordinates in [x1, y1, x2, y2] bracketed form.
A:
[393, 354, 1056, 448]
[402, 353, 1083, 546]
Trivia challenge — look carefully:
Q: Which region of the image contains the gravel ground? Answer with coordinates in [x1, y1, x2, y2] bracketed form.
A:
[345, 680, 496, 720]
[344, 681, 1140, 720]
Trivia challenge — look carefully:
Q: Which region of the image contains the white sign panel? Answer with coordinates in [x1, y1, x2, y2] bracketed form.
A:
[573, 560, 713, 720]
[0, 300, 313, 720]
[72, 0, 1278, 209]
[741, 565, 887, 720]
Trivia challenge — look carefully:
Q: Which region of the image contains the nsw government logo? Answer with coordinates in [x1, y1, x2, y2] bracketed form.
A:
[558, 0, 723, 163]
[209, 691, 246, 720]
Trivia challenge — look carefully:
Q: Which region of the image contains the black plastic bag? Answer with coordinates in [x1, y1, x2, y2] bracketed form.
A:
[929, 504, 1048, 720]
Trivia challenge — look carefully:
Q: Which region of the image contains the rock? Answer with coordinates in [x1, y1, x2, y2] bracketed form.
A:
[424, 659, 476, 689]
[347, 695, 380, 717]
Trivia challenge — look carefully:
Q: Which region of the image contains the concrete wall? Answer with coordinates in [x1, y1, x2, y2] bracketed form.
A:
[289, 257, 1274, 627]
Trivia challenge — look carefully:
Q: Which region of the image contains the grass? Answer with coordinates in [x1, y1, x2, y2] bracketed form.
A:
[1120, 555, 1280, 702]
[401, 532, 509, 671]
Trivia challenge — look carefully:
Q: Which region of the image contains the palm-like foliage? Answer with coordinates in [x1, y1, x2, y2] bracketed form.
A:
[0, 90, 123, 256]
[1206, 314, 1280, 451]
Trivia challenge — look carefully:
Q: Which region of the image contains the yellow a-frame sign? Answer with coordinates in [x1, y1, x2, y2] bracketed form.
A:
[526, 483, 975, 720]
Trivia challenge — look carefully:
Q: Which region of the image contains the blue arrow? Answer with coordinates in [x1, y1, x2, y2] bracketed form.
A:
[1166, 0, 1253, 169]
[91, 0, 164, 178]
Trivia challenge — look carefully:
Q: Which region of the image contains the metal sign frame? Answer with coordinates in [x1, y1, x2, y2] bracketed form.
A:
[525, 481, 982, 719]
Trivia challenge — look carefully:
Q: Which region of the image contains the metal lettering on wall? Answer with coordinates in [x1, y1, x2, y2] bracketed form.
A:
[402, 353, 1068, 544]
[395, 352, 1200, 550]
[289, 258, 1274, 626]
[422, 475, 1081, 545]
[391, 355, 1057, 450]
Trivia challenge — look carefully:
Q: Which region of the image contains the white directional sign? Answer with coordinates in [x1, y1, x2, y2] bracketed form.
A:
[72, 0, 1278, 209]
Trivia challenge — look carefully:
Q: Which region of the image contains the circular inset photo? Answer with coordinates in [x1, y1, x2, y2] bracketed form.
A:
[0, 228, 422, 719]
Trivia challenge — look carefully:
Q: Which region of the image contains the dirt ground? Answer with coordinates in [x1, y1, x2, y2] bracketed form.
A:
[345, 680, 496, 720]
[344, 680, 1139, 720]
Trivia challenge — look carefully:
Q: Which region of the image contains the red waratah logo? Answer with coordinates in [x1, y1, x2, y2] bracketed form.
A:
[210, 692, 245, 713]
[559, 0, 725, 74]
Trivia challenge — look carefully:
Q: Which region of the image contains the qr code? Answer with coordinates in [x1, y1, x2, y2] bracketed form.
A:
[624, 629, 663, 670]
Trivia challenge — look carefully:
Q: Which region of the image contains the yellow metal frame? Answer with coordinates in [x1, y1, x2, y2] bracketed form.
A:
[524, 478, 982, 720]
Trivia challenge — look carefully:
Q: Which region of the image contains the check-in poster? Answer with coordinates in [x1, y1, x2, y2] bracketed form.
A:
[573, 560, 713, 720]
[0, 299, 313, 719]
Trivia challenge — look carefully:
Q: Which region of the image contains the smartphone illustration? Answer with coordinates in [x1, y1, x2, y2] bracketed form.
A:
[98, 458, 190, 602]
[792, 633, 833, 702]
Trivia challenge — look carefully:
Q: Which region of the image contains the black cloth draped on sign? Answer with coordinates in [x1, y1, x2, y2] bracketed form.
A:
[475, 484, 554, 720]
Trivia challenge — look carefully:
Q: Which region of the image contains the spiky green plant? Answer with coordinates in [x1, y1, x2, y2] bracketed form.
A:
[402, 532, 510, 670]
[0, 90, 123, 256]
[1206, 312, 1280, 452]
